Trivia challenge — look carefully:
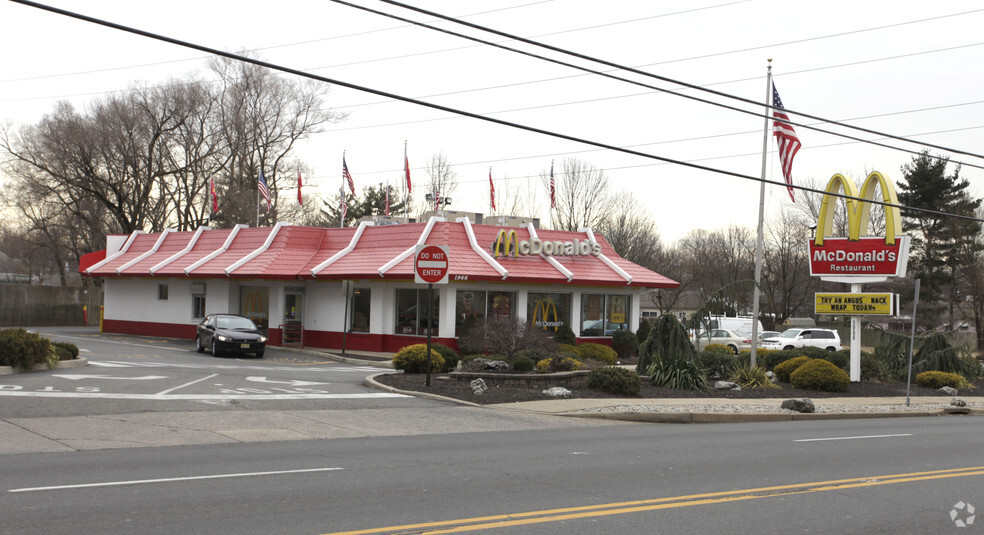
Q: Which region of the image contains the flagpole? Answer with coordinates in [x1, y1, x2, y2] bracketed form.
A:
[404, 140, 409, 220]
[750, 59, 772, 369]
[340, 151, 345, 228]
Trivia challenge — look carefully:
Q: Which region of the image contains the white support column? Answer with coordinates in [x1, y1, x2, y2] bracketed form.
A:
[850, 282, 862, 381]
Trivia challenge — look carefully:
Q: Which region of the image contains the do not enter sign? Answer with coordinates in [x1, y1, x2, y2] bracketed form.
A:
[415, 245, 449, 284]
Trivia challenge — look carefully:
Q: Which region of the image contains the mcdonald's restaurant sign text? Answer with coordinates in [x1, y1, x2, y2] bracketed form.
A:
[492, 230, 601, 258]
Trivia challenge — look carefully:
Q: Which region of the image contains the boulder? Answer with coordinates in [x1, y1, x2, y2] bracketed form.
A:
[542, 387, 572, 398]
[713, 381, 741, 391]
[939, 386, 958, 396]
[766, 371, 777, 383]
[781, 398, 816, 413]
[473, 358, 510, 372]
[470, 378, 488, 395]
[951, 397, 967, 407]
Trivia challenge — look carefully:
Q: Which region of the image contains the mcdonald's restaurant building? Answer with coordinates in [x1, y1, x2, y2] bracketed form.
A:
[80, 218, 679, 352]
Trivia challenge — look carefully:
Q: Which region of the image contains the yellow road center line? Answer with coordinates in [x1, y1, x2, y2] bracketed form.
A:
[324, 466, 984, 535]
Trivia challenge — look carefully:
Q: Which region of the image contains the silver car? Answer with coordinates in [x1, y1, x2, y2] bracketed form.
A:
[761, 328, 842, 352]
[693, 328, 752, 355]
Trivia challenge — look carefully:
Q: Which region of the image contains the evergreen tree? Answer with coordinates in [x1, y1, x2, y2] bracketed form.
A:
[896, 151, 982, 319]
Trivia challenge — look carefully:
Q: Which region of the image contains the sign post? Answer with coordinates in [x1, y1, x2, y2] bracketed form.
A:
[415, 245, 449, 386]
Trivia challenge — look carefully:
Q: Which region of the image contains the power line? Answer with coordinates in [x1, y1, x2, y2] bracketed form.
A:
[371, 0, 984, 164]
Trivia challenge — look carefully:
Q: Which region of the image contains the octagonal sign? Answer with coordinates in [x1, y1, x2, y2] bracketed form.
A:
[414, 245, 449, 284]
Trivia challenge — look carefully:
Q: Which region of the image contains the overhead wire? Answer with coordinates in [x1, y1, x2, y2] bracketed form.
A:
[11, 0, 980, 227]
[371, 0, 984, 164]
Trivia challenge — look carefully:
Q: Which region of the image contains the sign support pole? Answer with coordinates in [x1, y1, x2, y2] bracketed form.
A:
[850, 283, 862, 381]
[341, 280, 350, 357]
[426, 283, 433, 387]
[905, 279, 921, 406]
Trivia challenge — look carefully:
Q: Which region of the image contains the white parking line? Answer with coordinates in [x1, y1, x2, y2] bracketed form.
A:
[0, 392, 408, 400]
[9, 467, 343, 493]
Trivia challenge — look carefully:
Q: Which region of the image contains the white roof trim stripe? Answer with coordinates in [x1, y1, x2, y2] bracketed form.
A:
[149, 226, 209, 275]
[85, 230, 145, 274]
[184, 224, 246, 275]
[527, 223, 573, 282]
[378, 216, 444, 277]
[224, 222, 291, 276]
[310, 221, 373, 277]
[116, 229, 173, 274]
[582, 228, 633, 285]
[459, 217, 508, 280]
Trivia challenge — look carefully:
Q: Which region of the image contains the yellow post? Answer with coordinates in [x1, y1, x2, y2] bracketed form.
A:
[99, 305, 104, 332]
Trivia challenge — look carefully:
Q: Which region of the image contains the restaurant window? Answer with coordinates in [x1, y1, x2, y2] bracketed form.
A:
[395, 288, 440, 336]
[526, 292, 571, 333]
[157, 284, 168, 300]
[455, 290, 516, 335]
[191, 283, 206, 319]
[350, 288, 371, 333]
[579, 294, 631, 336]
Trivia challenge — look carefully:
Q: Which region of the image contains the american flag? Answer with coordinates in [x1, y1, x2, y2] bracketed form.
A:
[340, 196, 348, 222]
[772, 84, 800, 202]
[210, 177, 219, 212]
[489, 168, 496, 211]
[549, 160, 556, 209]
[343, 155, 355, 197]
[257, 171, 272, 210]
[297, 169, 303, 206]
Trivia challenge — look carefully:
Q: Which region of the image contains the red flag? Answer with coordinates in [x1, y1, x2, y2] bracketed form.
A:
[385, 188, 390, 216]
[343, 155, 356, 197]
[489, 169, 496, 211]
[210, 177, 219, 212]
[549, 161, 556, 209]
[772, 83, 800, 202]
[297, 170, 303, 206]
[404, 152, 411, 193]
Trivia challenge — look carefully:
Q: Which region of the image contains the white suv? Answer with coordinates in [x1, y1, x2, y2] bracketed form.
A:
[762, 328, 842, 352]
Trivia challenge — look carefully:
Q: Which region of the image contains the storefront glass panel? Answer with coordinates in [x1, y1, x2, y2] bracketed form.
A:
[351, 288, 371, 333]
[527, 292, 571, 333]
[395, 288, 440, 336]
[455, 290, 516, 335]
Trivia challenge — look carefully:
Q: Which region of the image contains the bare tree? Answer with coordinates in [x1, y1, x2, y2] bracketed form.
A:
[759, 207, 819, 326]
[547, 157, 616, 231]
[596, 193, 663, 268]
[420, 152, 458, 214]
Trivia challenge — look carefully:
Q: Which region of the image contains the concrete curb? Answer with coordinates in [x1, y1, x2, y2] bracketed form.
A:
[0, 357, 89, 376]
[364, 373, 483, 407]
[560, 409, 963, 424]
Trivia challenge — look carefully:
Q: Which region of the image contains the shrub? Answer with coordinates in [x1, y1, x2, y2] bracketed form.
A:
[646, 358, 707, 390]
[535, 358, 552, 373]
[575, 343, 618, 365]
[790, 359, 850, 392]
[636, 314, 695, 374]
[456, 315, 556, 358]
[696, 350, 738, 379]
[731, 365, 779, 389]
[51, 342, 80, 359]
[535, 356, 584, 373]
[549, 322, 575, 345]
[430, 343, 459, 372]
[860, 351, 885, 382]
[611, 329, 639, 359]
[774, 356, 812, 383]
[0, 328, 51, 370]
[636, 318, 652, 345]
[587, 367, 641, 396]
[704, 344, 733, 355]
[512, 357, 535, 373]
[392, 344, 445, 374]
[915, 371, 971, 390]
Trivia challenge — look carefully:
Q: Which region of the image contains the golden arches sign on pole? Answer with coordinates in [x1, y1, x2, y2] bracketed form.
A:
[814, 171, 903, 246]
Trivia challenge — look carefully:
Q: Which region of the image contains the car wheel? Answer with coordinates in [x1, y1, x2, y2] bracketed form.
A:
[195, 335, 205, 353]
[825, 347, 837, 352]
[783, 345, 795, 351]
[255, 349, 264, 358]
[211, 339, 220, 357]
[728, 345, 739, 355]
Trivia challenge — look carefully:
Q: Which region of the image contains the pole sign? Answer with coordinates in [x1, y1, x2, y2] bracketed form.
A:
[808, 171, 910, 283]
[415, 245, 449, 284]
[815, 292, 896, 316]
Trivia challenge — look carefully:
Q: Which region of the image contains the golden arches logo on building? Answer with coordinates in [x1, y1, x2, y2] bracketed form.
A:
[531, 298, 562, 331]
[242, 292, 265, 316]
[493, 230, 519, 258]
[814, 171, 902, 246]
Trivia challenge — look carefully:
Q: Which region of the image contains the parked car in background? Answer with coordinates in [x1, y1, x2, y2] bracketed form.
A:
[761, 328, 842, 352]
[693, 329, 752, 355]
[196, 313, 267, 358]
[758, 330, 782, 341]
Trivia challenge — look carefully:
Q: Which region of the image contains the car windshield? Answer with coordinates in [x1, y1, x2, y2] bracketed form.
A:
[778, 329, 802, 338]
[217, 316, 258, 330]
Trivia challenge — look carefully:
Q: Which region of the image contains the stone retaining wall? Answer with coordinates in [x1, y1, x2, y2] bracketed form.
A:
[449, 370, 590, 389]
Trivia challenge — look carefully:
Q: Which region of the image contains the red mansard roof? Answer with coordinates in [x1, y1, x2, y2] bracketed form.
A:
[84, 221, 678, 288]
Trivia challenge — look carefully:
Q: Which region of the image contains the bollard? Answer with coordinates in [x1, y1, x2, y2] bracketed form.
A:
[83, 305, 88, 326]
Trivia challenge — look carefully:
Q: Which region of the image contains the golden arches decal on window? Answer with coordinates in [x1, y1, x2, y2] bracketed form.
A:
[814, 171, 903, 246]
[242, 291, 265, 316]
[531, 298, 561, 331]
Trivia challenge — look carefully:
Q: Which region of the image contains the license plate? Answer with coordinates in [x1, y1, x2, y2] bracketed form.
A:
[240, 343, 250, 349]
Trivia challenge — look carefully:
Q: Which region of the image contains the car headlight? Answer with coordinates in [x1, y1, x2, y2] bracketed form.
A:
[217, 335, 231, 342]
[258, 336, 267, 343]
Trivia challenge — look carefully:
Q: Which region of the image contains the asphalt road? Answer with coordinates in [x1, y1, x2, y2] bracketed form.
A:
[2, 327, 983, 534]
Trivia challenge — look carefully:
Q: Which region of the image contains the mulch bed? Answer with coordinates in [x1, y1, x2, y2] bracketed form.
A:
[372, 371, 977, 406]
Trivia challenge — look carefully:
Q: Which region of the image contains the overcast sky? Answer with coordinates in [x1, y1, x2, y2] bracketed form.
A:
[3, 0, 983, 243]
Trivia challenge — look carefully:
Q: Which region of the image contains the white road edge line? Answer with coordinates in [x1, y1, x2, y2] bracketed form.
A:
[156, 373, 219, 395]
[9, 467, 343, 493]
[795, 434, 913, 442]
